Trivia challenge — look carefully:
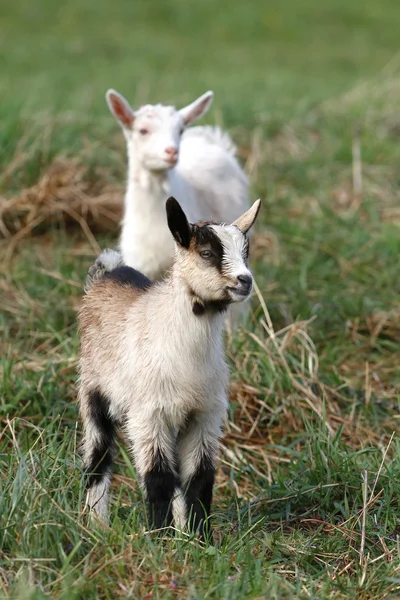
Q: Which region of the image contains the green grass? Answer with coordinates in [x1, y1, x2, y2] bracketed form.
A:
[1, 0, 400, 598]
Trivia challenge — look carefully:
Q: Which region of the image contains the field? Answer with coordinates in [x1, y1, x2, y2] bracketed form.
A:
[1, 0, 400, 598]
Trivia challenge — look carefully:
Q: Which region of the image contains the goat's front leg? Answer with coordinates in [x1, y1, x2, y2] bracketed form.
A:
[127, 418, 179, 532]
[176, 407, 226, 541]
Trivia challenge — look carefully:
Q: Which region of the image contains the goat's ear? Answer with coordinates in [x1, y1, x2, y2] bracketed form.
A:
[179, 91, 214, 126]
[166, 197, 192, 248]
[231, 199, 261, 234]
[106, 89, 135, 130]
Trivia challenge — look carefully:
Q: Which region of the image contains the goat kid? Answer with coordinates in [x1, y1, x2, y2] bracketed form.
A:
[78, 197, 261, 540]
[106, 89, 249, 281]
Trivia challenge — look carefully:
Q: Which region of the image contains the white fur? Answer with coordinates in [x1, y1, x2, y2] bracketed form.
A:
[84, 249, 124, 293]
[85, 475, 111, 523]
[212, 225, 252, 281]
[107, 283, 229, 469]
[106, 89, 249, 280]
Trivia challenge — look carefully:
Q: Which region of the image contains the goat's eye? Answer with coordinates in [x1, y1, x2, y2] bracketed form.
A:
[200, 250, 212, 259]
[139, 128, 149, 135]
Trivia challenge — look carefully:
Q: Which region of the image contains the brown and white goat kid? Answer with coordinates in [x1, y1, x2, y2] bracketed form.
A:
[78, 197, 261, 539]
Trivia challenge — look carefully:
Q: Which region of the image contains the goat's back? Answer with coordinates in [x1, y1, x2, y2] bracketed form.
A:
[104, 266, 152, 289]
[178, 126, 249, 223]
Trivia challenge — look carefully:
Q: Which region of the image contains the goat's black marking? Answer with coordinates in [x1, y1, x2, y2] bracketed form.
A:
[105, 266, 152, 290]
[192, 300, 205, 316]
[189, 288, 230, 316]
[184, 453, 215, 541]
[192, 297, 230, 316]
[192, 224, 224, 272]
[85, 390, 115, 489]
[144, 450, 178, 531]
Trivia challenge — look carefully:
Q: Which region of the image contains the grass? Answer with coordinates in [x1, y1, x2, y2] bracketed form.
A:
[1, 0, 400, 597]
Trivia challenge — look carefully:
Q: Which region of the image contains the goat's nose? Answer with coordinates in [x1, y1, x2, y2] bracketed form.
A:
[237, 274, 252, 290]
[165, 146, 178, 158]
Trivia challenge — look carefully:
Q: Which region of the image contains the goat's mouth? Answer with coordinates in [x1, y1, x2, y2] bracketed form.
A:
[227, 286, 251, 301]
[146, 158, 177, 171]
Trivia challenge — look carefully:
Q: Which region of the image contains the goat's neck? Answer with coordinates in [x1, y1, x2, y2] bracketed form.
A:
[167, 273, 228, 336]
[125, 149, 172, 218]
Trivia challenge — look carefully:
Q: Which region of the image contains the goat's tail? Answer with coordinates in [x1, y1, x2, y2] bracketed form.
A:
[84, 249, 124, 292]
[184, 125, 237, 155]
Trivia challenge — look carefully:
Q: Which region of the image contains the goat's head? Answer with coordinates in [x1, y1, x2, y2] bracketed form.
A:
[166, 197, 261, 309]
[106, 89, 213, 172]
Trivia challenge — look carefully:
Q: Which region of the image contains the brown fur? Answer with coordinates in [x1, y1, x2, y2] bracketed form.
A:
[78, 279, 148, 422]
[79, 279, 144, 335]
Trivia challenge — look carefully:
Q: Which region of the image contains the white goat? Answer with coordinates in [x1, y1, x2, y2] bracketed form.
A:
[78, 196, 260, 539]
[106, 88, 249, 281]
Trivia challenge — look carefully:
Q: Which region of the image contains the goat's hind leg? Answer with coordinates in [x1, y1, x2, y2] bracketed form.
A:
[80, 389, 116, 524]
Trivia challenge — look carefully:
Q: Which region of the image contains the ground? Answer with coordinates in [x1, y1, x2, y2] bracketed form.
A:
[1, 0, 400, 598]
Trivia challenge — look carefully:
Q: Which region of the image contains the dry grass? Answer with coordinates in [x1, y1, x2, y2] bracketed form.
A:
[0, 158, 123, 261]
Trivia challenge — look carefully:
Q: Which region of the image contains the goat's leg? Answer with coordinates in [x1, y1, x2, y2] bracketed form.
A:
[176, 410, 225, 541]
[80, 389, 116, 524]
[127, 419, 178, 532]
